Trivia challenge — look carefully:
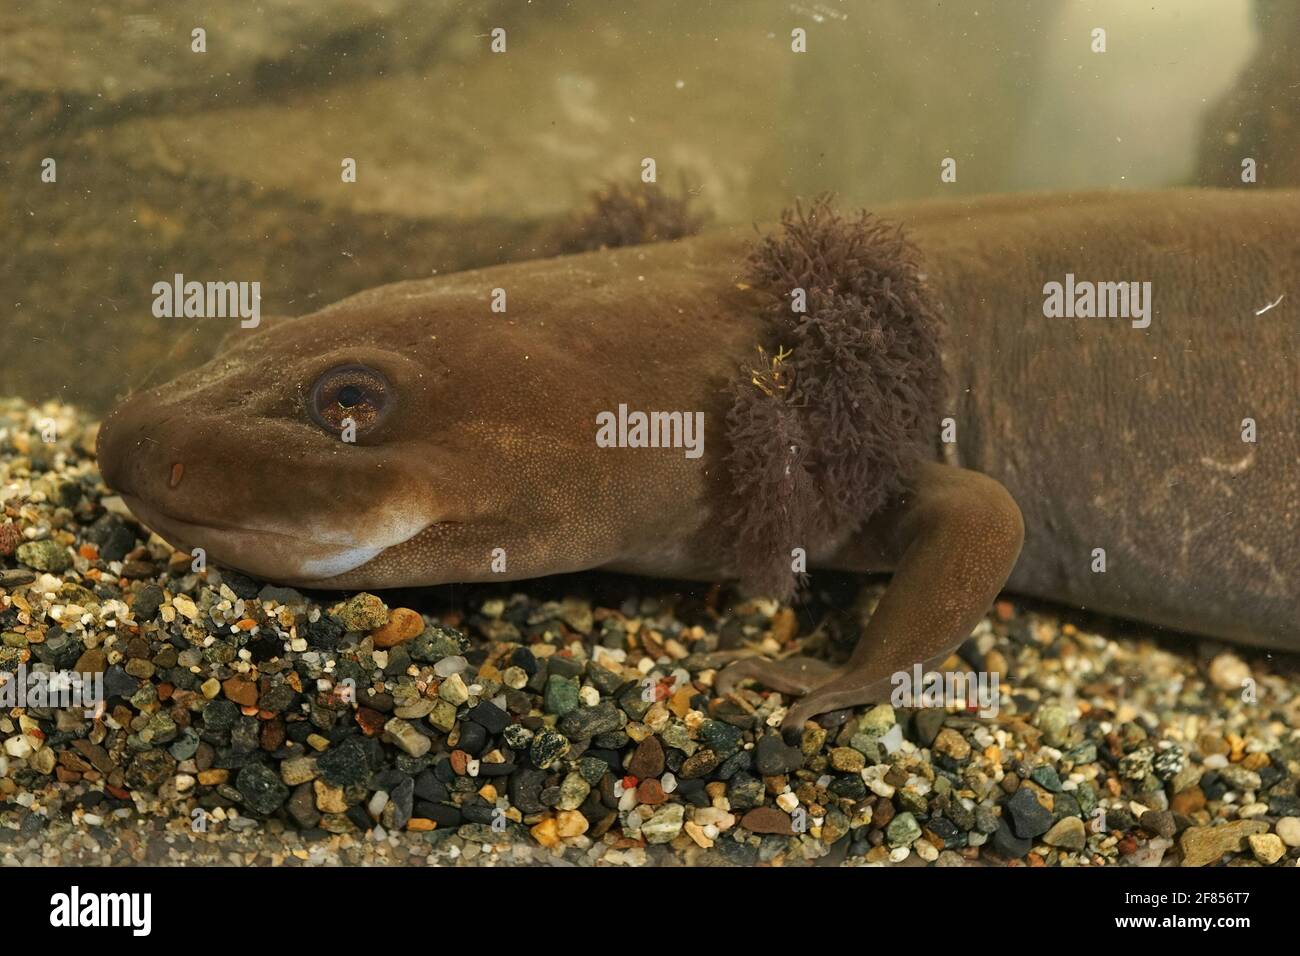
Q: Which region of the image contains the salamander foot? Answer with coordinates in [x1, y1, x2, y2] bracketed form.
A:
[715, 655, 840, 697]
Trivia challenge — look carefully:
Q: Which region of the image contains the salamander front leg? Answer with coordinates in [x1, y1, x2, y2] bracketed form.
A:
[719, 463, 1024, 735]
[781, 463, 1023, 733]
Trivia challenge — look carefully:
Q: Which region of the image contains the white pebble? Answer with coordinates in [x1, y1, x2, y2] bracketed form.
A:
[434, 656, 467, 677]
[692, 807, 735, 830]
[867, 778, 895, 798]
[880, 724, 905, 754]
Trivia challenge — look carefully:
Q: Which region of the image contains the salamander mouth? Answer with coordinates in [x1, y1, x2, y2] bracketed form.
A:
[116, 493, 428, 581]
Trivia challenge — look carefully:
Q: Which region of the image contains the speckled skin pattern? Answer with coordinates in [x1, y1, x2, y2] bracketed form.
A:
[98, 190, 1298, 727]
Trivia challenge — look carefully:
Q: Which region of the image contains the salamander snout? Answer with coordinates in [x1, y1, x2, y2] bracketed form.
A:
[95, 389, 185, 506]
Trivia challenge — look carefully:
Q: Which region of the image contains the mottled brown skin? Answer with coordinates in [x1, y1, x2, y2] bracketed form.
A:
[98, 189, 1299, 732]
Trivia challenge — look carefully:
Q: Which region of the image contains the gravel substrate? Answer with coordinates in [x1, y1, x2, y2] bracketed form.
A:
[2, 396, 1299, 867]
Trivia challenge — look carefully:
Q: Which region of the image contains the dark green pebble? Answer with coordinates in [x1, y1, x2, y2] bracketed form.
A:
[413, 770, 448, 803]
[237, 763, 289, 815]
[509, 768, 548, 814]
[132, 584, 165, 621]
[699, 719, 742, 759]
[1075, 781, 1098, 815]
[546, 656, 584, 679]
[316, 737, 372, 786]
[453, 822, 496, 842]
[544, 675, 580, 716]
[1105, 808, 1138, 831]
[897, 788, 928, 815]
[409, 625, 470, 663]
[992, 818, 1031, 858]
[615, 684, 652, 721]
[1004, 787, 1053, 838]
[944, 799, 976, 831]
[557, 701, 621, 739]
[1268, 794, 1300, 816]
[715, 838, 759, 866]
[714, 749, 751, 781]
[592, 729, 629, 749]
[1030, 765, 1063, 792]
[258, 684, 296, 713]
[928, 815, 966, 848]
[102, 666, 139, 700]
[1061, 742, 1097, 765]
[1052, 792, 1082, 821]
[586, 663, 627, 695]
[727, 773, 765, 810]
[305, 616, 344, 650]
[577, 756, 610, 785]
[828, 775, 867, 800]
[231, 717, 260, 753]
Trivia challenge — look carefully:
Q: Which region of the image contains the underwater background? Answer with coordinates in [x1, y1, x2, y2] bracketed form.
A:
[3, 0, 1295, 413]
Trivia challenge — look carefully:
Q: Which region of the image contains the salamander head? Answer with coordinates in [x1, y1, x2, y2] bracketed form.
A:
[95, 279, 657, 589]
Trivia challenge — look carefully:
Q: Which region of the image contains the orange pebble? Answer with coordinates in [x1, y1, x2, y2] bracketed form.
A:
[371, 608, 425, 648]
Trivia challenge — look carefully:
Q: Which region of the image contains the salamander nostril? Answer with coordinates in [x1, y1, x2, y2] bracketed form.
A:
[168, 462, 185, 489]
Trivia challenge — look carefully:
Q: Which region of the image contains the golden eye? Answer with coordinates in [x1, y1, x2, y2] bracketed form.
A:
[308, 364, 392, 434]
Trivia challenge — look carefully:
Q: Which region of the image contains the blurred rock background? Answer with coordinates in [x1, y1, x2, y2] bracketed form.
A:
[1195, 0, 1300, 187]
[0, 0, 1272, 413]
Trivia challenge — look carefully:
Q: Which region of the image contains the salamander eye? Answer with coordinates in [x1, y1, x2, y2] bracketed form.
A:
[308, 364, 392, 434]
